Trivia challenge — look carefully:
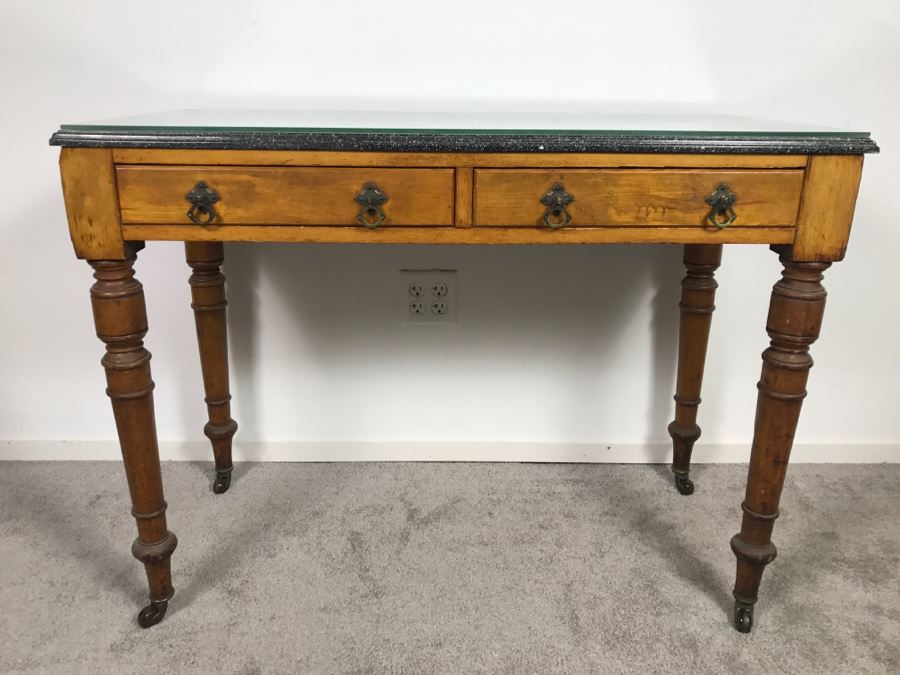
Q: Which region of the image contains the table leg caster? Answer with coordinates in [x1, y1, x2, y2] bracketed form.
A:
[137, 599, 169, 628]
[213, 469, 232, 494]
[674, 474, 695, 495]
[734, 601, 754, 633]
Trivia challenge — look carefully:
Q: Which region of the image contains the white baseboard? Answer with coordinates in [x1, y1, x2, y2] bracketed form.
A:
[1, 440, 897, 463]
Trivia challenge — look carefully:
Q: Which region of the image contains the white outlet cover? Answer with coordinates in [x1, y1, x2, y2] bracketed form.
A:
[401, 269, 457, 325]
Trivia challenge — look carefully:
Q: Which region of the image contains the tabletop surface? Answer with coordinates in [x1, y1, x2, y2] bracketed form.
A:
[50, 110, 879, 154]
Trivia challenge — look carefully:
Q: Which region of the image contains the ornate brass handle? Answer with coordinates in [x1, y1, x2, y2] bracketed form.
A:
[705, 183, 737, 228]
[355, 182, 389, 228]
[540, 182, 575, 228]
[185, 181, 220, 225]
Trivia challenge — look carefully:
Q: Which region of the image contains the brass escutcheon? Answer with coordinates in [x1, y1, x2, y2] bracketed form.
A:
[705, 183, 737, 228]
[185, 181, 220, 225]
[540, 182, 575, 228]
[355, 181, 389, 228]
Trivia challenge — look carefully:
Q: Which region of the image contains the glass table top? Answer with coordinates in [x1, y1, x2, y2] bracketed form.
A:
[58, 110, 872, 138]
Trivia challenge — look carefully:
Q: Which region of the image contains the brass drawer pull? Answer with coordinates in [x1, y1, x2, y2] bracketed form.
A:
[540, 182, 574, 228]
[355, 181, 389, 228]
[705, 183, 737, 228]
[185, 181, 220, 225]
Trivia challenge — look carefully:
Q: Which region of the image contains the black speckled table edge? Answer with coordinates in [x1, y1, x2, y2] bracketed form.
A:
[49, 130, 880, 155]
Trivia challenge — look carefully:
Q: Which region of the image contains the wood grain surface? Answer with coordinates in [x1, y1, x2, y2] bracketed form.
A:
[112, 148, 809, 169]
[116, 166, 455, 226]
[792, 155, 864, 261]
[59, 148, 125, 259]
[474, 169, 804, 228]
[121, 223, 795, 245]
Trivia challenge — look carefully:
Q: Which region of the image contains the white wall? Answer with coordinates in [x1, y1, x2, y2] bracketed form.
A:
[1, 1, 898, 461]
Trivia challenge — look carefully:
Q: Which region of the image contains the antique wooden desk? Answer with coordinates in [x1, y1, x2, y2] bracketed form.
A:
[50, 111, 878, 633]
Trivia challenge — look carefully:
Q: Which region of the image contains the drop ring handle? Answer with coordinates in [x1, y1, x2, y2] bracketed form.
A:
[355, 181, 389, 228]
[540, 182, 575, 229]
[185, 181, 220, 225]
[705, 183, 737, 228]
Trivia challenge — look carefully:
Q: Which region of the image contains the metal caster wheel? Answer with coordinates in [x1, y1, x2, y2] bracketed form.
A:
[137, 600, 168, 628]
[213, 470, 232, 494]
[734, 603, 754, 633]
[674, 474, 695, 495]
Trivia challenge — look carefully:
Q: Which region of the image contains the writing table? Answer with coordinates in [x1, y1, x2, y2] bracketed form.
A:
[50, 111, 879, 632]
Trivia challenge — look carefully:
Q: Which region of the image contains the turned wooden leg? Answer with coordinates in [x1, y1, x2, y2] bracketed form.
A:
[730, 251, 831, 633]
[89, 245, 177, 628]
[668, 244, 722, 495]
[185, 242, 238, 494]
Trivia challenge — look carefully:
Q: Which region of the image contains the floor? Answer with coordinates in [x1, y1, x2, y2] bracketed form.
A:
[1, 462, 898, 674]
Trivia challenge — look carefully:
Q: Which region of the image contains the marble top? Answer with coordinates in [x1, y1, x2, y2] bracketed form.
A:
[50, 110, 879, 154]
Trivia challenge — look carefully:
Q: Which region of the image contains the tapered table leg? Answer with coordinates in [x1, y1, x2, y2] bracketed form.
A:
[730, 250, 831, 633]
[668, 244, 722, 495]
[185, 242, 238, 494]
[89, 245, 177, 628]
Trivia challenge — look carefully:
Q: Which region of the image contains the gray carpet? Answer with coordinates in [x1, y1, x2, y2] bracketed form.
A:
[1, 462, 898, 674]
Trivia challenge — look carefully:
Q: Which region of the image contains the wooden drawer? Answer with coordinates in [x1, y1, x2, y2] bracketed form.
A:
[116, 166, 456, 226]
[473, 169, 804, 228]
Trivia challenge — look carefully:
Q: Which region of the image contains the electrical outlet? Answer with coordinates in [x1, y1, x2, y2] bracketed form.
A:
[401, 269, 456, 325]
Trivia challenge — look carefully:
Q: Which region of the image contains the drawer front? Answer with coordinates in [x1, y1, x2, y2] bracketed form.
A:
[116, 166, 456, 226]
[473, 169, 804, 228]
